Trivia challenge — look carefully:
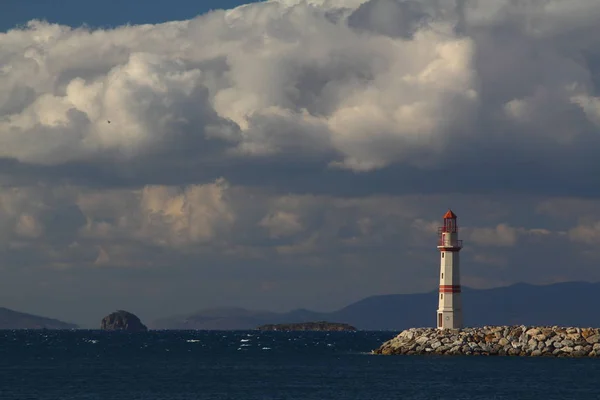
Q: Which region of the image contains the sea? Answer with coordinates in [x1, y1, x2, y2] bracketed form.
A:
[1, 330, 599, 400]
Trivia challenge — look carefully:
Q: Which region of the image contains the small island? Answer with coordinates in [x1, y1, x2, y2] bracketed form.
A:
[256, 321, 357, 331]
[373, 326, 600, 357]
[100, 310, 148, 332]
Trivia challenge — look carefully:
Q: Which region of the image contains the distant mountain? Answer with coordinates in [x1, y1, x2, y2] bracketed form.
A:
[151, 307, 285, 330]
[328, 281, 600, 330]
[0, 307, 78, 329]
[150, 281, 600, 330]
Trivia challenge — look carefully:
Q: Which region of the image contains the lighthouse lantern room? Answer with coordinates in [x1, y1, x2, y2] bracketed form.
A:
[436, 210, 463, 330]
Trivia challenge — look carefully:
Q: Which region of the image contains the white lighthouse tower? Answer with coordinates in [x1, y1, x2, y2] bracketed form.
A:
[436, 209, 463, 330]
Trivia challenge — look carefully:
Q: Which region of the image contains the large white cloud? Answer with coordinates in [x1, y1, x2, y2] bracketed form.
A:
[2, 0, 600, 179]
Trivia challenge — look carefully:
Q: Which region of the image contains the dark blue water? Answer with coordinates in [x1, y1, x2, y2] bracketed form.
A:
[1, 330, 599, 399]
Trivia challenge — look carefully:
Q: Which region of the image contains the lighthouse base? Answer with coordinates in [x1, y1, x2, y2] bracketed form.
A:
[437, 310, 462, 330]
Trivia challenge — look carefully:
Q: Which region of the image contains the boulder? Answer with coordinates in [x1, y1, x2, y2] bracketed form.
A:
[526, 328, 541, 336]
[586, 334, 600, 344]
[101, 310, 148, 332]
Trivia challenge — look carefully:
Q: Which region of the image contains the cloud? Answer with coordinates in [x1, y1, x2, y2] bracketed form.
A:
[4, 0, 600, 324]
[15, 214, 43, 238]
[347, 0, 429, 39]
[78, 178, 235, 252]
[1, 0, 600, 196]
[259, 211, 304, 238]
[464, 224, 550, 247]
[568, 220, 600, 245]
[0, 179, 598, 325]
[465, 224, 518, 247]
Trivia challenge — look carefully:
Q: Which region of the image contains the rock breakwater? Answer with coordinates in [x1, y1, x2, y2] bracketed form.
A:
[373, 326, 600, 357]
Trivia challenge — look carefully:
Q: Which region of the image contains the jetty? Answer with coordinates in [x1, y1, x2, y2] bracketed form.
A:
[373, 326, 600, 357]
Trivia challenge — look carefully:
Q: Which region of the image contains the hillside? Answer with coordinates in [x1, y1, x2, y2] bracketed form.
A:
[151, 307, 284, 330]
[150, 281, 600, 331]
[0, 307, 78, 329]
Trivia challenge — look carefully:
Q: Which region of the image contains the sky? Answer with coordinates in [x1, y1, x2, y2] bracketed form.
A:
[2, 0, 600, 328]
[1, 0, 254, 32]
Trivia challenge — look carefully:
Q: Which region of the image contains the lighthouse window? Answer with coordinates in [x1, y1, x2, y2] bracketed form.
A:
[441, 273, 444, 279]
[440, 294, 443, 299]
[441, 253, 444, 258]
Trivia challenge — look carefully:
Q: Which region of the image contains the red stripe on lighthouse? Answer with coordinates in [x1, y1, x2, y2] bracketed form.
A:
[439, 285, 461, 293]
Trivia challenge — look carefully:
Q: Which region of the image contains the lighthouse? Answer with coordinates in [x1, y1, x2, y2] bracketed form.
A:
[436, 210, 463, 330]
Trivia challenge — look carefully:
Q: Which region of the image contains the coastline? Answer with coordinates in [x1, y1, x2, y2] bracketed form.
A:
[373, 326, 600, 357]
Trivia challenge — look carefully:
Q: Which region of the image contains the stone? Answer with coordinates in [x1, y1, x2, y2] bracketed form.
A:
[416, 336, 429, 346]
[526, 328, 541, 336]
[541, 328, 553, 336]
[484, 334, 496, 343]
[509, 328, 523, 338]
[586, 334, 600, 344]
[479, 344, 492, 352]
[402, 331, 415, 340]
[449, 345, 461, 354]
[507, 348, 520, 356]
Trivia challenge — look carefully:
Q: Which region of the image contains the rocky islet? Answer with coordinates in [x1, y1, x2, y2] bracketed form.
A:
[100, 310, 148, 332]
[374, 326, 600, 357]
